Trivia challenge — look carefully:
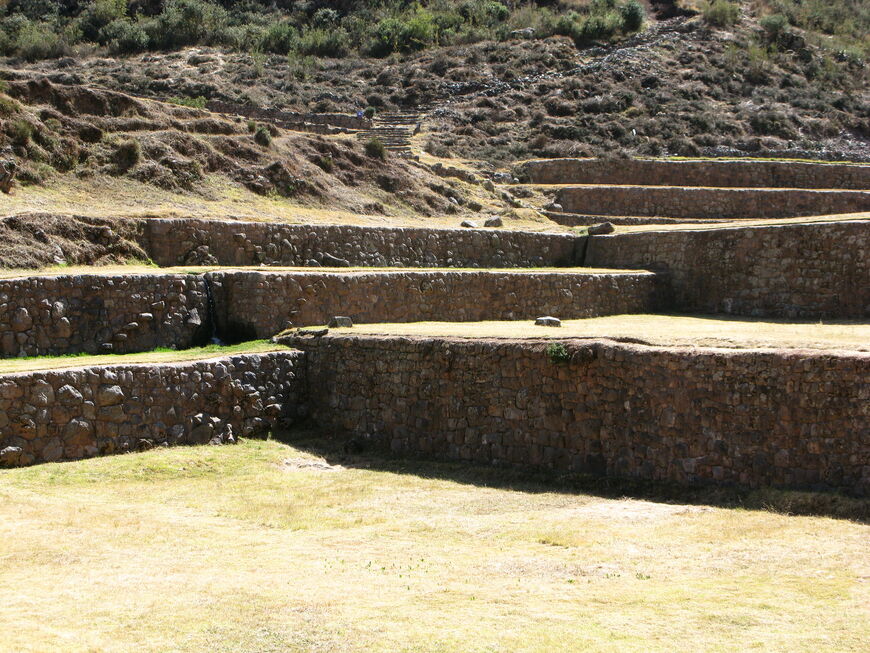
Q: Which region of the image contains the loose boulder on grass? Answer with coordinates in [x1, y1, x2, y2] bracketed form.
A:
[535, 316, 561, 327]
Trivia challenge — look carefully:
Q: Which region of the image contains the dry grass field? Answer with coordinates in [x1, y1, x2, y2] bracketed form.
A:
[0, 438, 867, 652]
[330, 314, 870, 351]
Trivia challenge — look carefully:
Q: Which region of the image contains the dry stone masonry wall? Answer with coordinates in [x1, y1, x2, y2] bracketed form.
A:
[555, 186, 870, 220]
[287, 335, 870, 496]
[208, 270, 660, 339]
[584, 220, 870, 318]
[138, 219, 580, 268]
[520, 158, 870, 189]
[0, 274, 209, 357]
[0, 352, 304, 466]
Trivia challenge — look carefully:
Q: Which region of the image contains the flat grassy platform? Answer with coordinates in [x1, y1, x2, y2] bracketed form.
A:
[0, 340, 282, 375]
[0, 438, 866, 652]
[0, 264, 643, 280]
[327, 314, 870, 351]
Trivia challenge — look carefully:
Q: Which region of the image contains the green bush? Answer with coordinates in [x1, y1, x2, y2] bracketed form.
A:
[364, 138, 386, 160]
[0, 94, 20, 117]
[363, 106, 376, 119]
[294, 27, 350, 58]
[78, 0, 128, 42]
[144, 0, 229, 50]
[254, 125, 272, 147]
[760, 13, 789, 41]
[620, 0, 645, 32]
[100, 19, 149, 54]
[261, 21, 297, 55]
[168, 95, 207, 109]
[702, 1, 740, 28]
[8, 119, 34, 146]
[370, 11, 437, 56]
[14, 22, 68, 61]
[546, 342, 571, 364]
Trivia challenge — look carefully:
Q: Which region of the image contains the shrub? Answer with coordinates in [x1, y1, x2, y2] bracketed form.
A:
[294, 27, 349, 58]
[315, 155, 334, 172]
[144, 0, 229, 50]
[620, 0, 645, 32]
[363, 106, 376, 119]
[113, 139, 141, 170]
[261, 21, 296, 55]
[702, 1, 740, 28]
[8, 119, 33, 146]
[15, 22, 68, 60]
[254, 125, 271, 147]
[370, 12, 437, 56]
[760, 13, 789, 41]
[78, 0, 128, 42]
[168, 95, 207, 109]
[0, 93, 20, 117]
[546, 342, 571, 364]
[100, 19, 149, 54]
[364, 138, 386, 160]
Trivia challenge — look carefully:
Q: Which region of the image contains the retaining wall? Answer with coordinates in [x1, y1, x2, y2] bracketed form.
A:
[555, 186, 870, 219]
[584, 220, 870, 318]
[137, 218, 580, 268]
[0, 274, 208, 357]
[520, 158, 870, 189]
[208, 270, 660, 339]
[0, 351, 304, 466]
[286, 334, 870, 495]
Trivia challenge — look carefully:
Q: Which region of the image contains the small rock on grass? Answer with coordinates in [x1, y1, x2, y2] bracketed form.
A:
[484, 216, 503, 228]
[535, 316, 561, 327]
[461, 220, 478, 228]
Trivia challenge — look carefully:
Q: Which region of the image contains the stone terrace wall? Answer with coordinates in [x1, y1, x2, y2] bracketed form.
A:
[520, 158, 870, 189]
[0, 274, 208, 357]
[0, 352, 304, 467]
[287, 335, 870, 495]
[138, 219, 580, 268]
[555, 186, 870, 220]
[208, 270, 660, 338]
[584, 220, 870, 318]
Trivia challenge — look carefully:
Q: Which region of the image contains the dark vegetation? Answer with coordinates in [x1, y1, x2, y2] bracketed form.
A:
[0, 1, 867, 165]
[0, 0, 646, 60]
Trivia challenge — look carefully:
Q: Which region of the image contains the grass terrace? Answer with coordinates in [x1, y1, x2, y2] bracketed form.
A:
[0, 340, 282, 374]
[317, 314, 870, 351]
[0, 438, 867, 652]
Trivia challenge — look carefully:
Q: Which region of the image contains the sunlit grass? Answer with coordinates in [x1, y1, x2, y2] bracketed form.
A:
[0, 340, 284, 374]
[0, 439, 867, 652]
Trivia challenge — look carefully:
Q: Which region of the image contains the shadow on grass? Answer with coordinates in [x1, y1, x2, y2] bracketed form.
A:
[274, 428, 870, 524]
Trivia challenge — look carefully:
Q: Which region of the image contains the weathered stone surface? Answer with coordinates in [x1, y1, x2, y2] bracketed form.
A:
[138, 218, 577, 268]
[535, 316, 561, 326]
[0, 274, 207, 357]
[556, 185, 870, 220]
[288, 334, 870, 495]
[209, 270, 660, 339]
[460, 220, 478, 228]
[328, 316, 354, 328]
[585, 220, 870, 318]
[519, 158, 870, 190]
[484, 216, 503, 228]
[587, 222, 615, 235]
[0, 352, 304, 467]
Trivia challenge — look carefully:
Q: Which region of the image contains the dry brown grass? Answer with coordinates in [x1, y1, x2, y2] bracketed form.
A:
[0, 340, 281, 374]
[332, 314, 870, 351]
[0, 439, 867, 652]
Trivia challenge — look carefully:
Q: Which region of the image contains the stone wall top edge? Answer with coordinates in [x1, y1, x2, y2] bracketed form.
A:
[589, 218, 870, 239]
[521, 157, 870, 169]
[0, 350, 302, 381]
[143, 217, 576, 239]
[285, 333, 870, 361]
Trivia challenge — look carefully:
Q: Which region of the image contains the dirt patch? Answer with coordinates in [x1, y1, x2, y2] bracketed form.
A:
[280, 457, 345, 473]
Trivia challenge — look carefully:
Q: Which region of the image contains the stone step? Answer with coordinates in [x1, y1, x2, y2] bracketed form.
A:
[555, 185, 870, 220]
[518, 158, 870, 190]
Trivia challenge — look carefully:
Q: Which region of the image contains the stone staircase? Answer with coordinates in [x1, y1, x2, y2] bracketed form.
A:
[356, 110, 423, 156]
